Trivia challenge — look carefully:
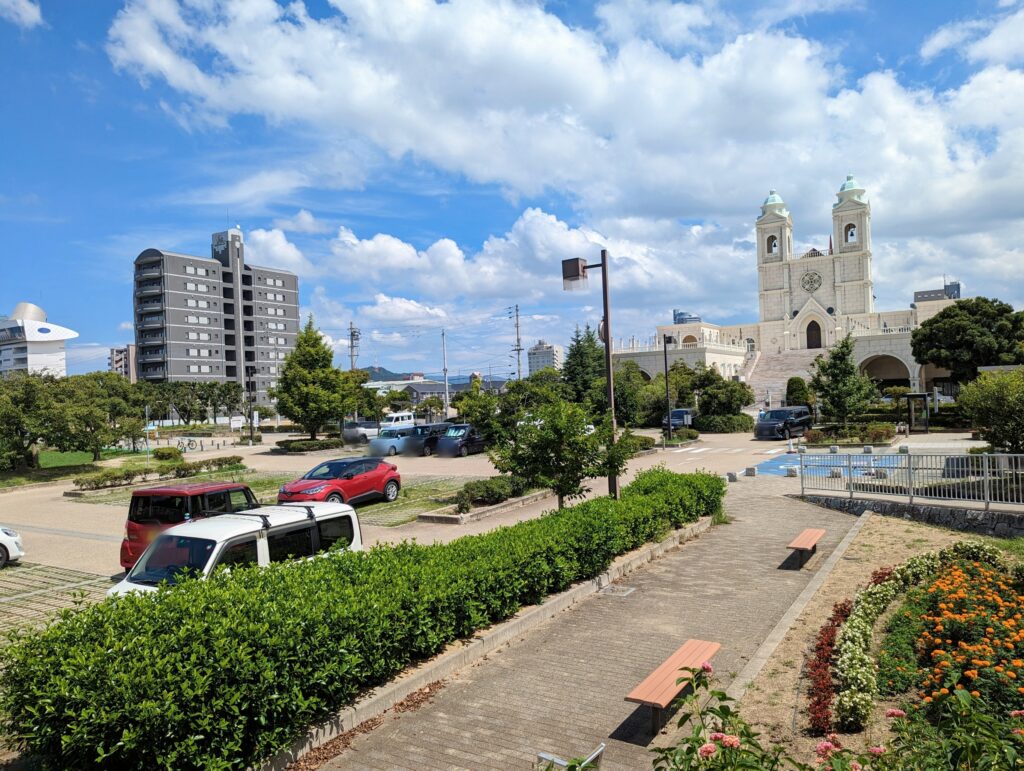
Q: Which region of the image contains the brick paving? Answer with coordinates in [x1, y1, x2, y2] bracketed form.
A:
[323, 477, 856, 770]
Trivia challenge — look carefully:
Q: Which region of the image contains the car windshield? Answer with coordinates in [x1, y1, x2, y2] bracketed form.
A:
[446, 427, 467, 437]
[379, 429, 399, 439]
[671, 410, 689, 418]
[304, 461, 353, 480]
[411, 426, 431, 436]
[764, 410, 792, 421]
[127, 535, 216, 586]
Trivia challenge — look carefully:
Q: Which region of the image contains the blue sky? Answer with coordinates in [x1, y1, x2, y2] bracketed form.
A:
[2, 0, 1023, 377]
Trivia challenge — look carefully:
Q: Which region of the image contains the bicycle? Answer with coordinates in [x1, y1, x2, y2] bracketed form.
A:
[176, 438, 198, 452]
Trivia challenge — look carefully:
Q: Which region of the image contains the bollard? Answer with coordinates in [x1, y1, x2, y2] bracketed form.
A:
[829, 468, 843, 478]
[797, 445, 807, 454]
[876, 469, 888, 480]
[787, 438, 794, 453]
[786, 467, 798, 478]
[744, 466, 757, 477]
[829, 445, 839, 454]
[201, 440, 205, 452]
[863, 445, 873, 454]
[898, 445, 910, 454]
[726, 471, 738, 483]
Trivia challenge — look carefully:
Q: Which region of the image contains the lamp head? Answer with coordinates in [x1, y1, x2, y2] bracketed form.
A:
[561, 258, 589, 291]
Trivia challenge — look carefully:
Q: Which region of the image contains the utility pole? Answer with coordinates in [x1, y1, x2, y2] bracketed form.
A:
[348, 322, 360, 371]
[441, 329, 450, 418]
[509, 304, 523, 379]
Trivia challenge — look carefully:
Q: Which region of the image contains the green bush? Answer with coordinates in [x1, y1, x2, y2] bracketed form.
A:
[152, 447, 182, 462]
[693, 413, 755, 433]
[72, 456, 245, 490]
[785, 376, 811, 407]
[454, 476, 530, 513]
[0, 471, 724, 770]
[863, 421, 896, 443]
[620, 434, 657, 453]
[275, 438, 347, 453]
[234, 433, 263, 445]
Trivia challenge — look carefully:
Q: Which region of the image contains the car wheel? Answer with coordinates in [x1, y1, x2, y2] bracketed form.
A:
[0, 545, 8, 570]
[327, 493, 344, 503]
[459, 445, 468, 457]
[422, 445, 432, 456]
[360, 435, 369, 444]
[384, 481, 399, 502]
[388, 446, 397, 456]
[783, 428, 791, 440]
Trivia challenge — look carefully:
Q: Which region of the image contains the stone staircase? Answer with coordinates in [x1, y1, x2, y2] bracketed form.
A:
[745, 349, 824, 408]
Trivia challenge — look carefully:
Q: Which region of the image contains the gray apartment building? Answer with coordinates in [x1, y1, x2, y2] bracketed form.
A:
[133, 228, 299, 405]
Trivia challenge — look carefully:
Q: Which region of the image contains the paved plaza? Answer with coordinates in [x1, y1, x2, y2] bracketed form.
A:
[323, 477, 855, 770]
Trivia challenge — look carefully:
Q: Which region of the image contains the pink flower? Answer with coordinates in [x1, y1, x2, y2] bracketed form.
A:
[869, 746, 887, 755]
[851, 763, 862, 771]
[709, 732, 725, 741]
[1012, 710, 1024, 718]
[815, 740, 835, 757]
[885, 708, 907, 718]
[698, 742, 717, 759]
[826, 733, 841, 748]
[1013, 728, 1024, 736]
[721, 735, 741, 749]
[701, 661, 714, 675]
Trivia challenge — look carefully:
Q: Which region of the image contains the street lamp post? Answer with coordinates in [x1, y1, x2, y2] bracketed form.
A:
[562, 248, 619, 499]
[663, 335, 675, 443]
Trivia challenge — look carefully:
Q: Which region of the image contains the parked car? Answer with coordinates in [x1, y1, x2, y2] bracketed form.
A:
[277, 457, 401, 505]
[108, 502, 361, 596]
[662, 408, 695, 430]
[381, 411, 415, 427]
[341, 420, 380, 444]
[0, 526, 25, 569]
[120, 482, 260, 571]
[754, 406, 813, 440]
[436, 424, 488, 457]
[368, 427, 416, 456]
[403, 422, 452, 456]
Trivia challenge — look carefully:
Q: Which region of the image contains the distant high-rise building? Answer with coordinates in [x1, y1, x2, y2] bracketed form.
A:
[109, 344, 138, 383]
[672, 310, 702, 324]
[133, 228, 299, 405]
[914, 281, 961, 304]
[0, 302, 78, 377]
[527, 339, 564, 375]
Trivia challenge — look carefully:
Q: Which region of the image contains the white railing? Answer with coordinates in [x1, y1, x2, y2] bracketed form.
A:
[613, 341, 748, 355]
[850, 326, 915, 337]
[799, 453, 1024, 511]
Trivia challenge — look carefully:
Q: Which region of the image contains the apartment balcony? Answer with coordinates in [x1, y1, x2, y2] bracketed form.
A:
[135, 264, 162, 278]
[136, 298, 163, 311]
[137, 352, 166, 364]
[135, 283, 163, 296]
[137, 317, 165, 329]
[137, 331, 164, 343]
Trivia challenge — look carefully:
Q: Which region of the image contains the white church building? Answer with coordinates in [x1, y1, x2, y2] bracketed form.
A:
[613, 176, 955, 406]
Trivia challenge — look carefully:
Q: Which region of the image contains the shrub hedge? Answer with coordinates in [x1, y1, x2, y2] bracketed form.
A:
[151, 447, 182, 462]
[275, 438, 347, 453]
[454, 475, 530, 513]
[0, 469, 724, 770]
[693, 413, 755, 433]
[72, 456, 245, 490]
[621, 434, 657, 452]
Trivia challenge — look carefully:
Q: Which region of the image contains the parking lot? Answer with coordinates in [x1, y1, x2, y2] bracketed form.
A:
[0, 561, 111, 637]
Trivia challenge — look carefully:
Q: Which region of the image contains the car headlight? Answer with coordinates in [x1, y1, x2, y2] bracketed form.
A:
[279, 485, 287, 493]
[304, 485, 327, 494]
[1, 528, 17, 538]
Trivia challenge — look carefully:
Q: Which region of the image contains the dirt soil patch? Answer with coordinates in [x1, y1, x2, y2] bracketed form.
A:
[738, 512, 984, 762]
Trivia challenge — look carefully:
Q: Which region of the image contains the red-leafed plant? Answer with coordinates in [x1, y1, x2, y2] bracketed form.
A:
[807, 599, 853, 735]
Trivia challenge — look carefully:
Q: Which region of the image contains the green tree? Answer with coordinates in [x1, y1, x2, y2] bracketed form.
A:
[169, 382, 207, 425]
[46, 375, 122, 461]
[415, 395, 446, 422]
[495, 368, 571, 435]
[269, 317, 344, 439]
[958, 369, 1024, 453]
[451, 380, 501, 439]
[785, 376, 811, 407]
[0, 372, 53, 471]
[911, 297, 1024, 383]
[562, 324, 604, 403]
[490, 399, 602, 508]
[610, 360, 653, 426]
[809, 334, 876, 427]
[213, 382, 243, 421]
[384, 389, 412, 412]
[693, 365, 755, 416]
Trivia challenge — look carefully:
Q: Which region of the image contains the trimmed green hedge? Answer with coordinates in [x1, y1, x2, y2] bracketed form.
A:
[0, 469, 724, 770]
[693, 413, 755, 433]
[622, 434, 657, 452]
[275, 438, 347, 453]
[151, 447, 182, 462]
[454, 476, 529, 513]
[72, 456, 245, 490]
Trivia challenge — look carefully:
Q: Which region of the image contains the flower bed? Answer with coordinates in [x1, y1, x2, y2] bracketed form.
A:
[806, 600, 853, 734]
[832, 541, 1008, 729]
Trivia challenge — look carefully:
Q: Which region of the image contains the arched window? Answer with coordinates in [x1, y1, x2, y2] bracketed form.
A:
[746, 338, 756, 353]
[845, 223, 857, 243]
[767, 235, 779, 255]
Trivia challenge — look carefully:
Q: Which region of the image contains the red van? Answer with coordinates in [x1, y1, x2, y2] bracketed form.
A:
[120, 482, 259, 570]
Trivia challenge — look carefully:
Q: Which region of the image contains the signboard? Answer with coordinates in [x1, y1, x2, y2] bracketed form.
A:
[252, 411, 260, 430]
[230, 416, 244, 431]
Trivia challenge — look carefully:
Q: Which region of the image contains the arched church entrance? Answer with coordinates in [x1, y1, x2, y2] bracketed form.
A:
[859, 355, 911, 390]
[806, 320, 822, 349]
[682, 335, 698, 343]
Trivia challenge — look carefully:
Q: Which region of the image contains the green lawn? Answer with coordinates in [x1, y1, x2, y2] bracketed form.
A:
[38, 448, 141, 468]
[357, 476, 479, 527]
[0, 449, 147, 489]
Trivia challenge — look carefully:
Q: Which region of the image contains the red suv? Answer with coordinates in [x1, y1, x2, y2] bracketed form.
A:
[277, 457, 401, 505]
[120, 482, 259, 570]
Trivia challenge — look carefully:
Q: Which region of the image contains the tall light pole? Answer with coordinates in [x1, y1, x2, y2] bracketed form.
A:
[562, 248, 619, 499]
[663, 334, 675, 443]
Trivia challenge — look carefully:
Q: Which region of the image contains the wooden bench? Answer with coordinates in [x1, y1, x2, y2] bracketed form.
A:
[625, 638, 720, 734]
[788, 528, 825, 567]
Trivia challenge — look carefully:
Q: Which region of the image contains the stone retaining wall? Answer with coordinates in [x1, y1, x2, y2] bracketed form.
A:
[801, 494, 1024, 538]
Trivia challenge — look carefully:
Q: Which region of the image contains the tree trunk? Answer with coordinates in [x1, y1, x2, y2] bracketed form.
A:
[93, 447, 102, 462]
[557, 493, 564, 510]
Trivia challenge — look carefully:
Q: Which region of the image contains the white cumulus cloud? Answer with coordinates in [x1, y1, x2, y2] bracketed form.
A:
[0, 0, 43, 28]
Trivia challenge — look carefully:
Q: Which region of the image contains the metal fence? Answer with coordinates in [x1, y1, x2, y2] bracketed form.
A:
[799, 453, 1024, 510]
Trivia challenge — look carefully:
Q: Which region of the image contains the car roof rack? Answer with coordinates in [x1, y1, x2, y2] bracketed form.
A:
[226, 510, 273, 529]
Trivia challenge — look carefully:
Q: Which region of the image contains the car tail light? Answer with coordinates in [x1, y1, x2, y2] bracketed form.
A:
[389, 464, 397, 470]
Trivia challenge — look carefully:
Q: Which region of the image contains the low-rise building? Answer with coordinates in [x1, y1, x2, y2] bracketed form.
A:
[108, 344, 138, 383]
[0, 302, 78, 377]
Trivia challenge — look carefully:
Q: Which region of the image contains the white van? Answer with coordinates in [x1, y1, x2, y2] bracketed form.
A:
[108, 502, 361, 596]
[380, 411, 415, 427]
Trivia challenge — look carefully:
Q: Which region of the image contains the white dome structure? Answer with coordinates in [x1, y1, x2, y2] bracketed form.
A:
[0, 302, 78, 377]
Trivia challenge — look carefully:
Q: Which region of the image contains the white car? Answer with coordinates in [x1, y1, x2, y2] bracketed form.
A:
[108, 502, 362, 596]
[0, 526, 25, 568]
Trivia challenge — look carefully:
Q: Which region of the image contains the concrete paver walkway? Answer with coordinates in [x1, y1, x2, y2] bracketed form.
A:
[324, 477, 856, 770]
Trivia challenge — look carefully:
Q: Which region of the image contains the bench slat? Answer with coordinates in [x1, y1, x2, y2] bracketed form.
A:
[625, 639, 721, 709]
[788, 528, 825, 551]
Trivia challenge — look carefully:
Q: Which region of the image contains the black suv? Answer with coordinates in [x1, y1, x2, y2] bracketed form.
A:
[403, 422, 452, 456]
[754, 406, 813, 440]
[436, 424, 487, 457]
